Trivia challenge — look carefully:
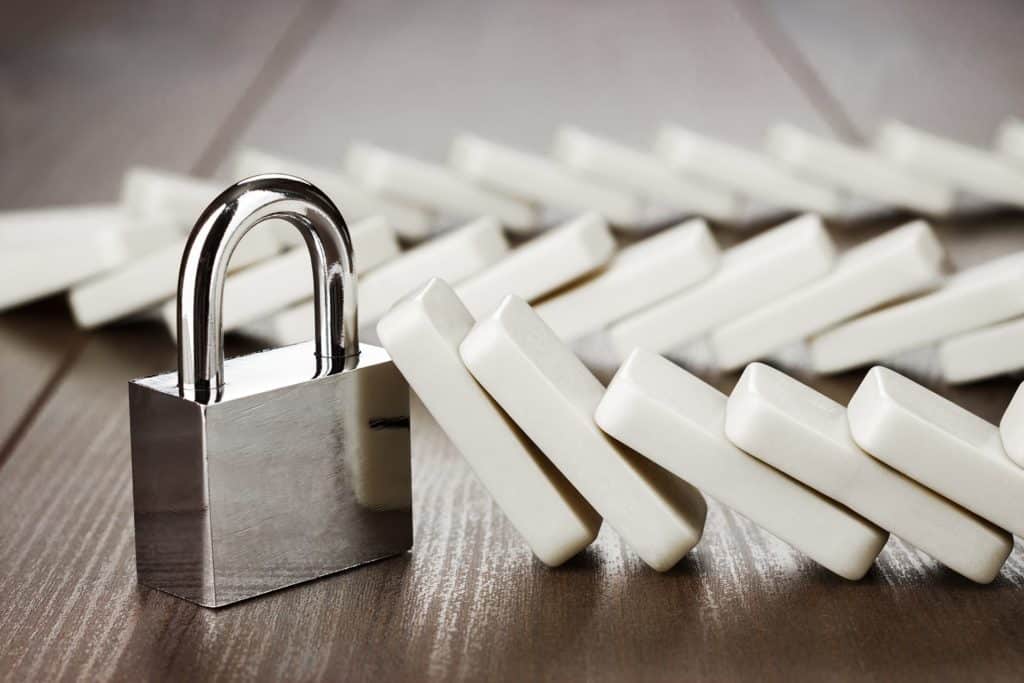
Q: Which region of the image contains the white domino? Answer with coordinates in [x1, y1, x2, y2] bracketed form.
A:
[552, 126, 741, 223]
[765, 124, 954, 215]
[70, 225, 279, 329]
[654, 126, 844, 217]
[995, 117, 1024, 165]
[233, 147, 433, 241]
[595, 349, 887, 580]
[460, 297, 708, 571]
[999, 383, 1024, 468]
[455, 212, 615, 318]
[939, 317, 1024, 383]
[346, 142, 538, 233]
[876, 121, 1024, 208]
[250, 216, 509, 346]
[160, 216, 399, 335]
[449, 134, 642, 227]
[535, 219, 720, 342]
[726, 363, 1011, 583]
[377, 279, 601, 565]
[608, 214, 835, 359]
[120, 167, 223, 230]
[848, 366, 1024, 538]
[712, 221, 944, 371]
[811, 251, 1024, 374]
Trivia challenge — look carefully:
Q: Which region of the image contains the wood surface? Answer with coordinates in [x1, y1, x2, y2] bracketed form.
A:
[2, 1, 1024, 680]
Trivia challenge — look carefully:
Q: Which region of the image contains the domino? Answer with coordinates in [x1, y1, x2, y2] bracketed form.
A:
[120, 167, 223, 229]
[535, 219, 720, 342]
[455, 212, 615, 318]
[939, 317, 1024, 383]
[346, 142, 539, 233]
[849, 366, 1024, 537]
[595, 349, 887, 580]
[999, 383, 1024, 468]
[711, 221, 944, 371]
[995, 117, 1024, 165]
[233, 147, 433, 241]
[249, 216, 509, 346]
[70, 224, 279, 328]
[460, 297, 708, 571]
[552, 126, 741, 223]
[876, 121, 1024, 208]
[765, 124, 955, 215]
[377, 279, 601, 565]
[607, 213, 835, 360]
[725, 363, 1011, 583]
[654, 126, 844, 217]
[449, 134, 642, 227]
[160, 216, 399, 335]
[810, 250, 1024, 374]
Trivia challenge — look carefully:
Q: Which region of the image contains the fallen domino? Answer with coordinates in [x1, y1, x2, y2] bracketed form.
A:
[939, 316, 1024, 383]
[711, 220, 944, 371]
[552, 126, 741, 223]
[248, 216, 509, 345]
[450, 133, 643, 228]
[460, 296, 708, 571]
[455, 212, 615, 318]
[120, 167, 224, 230]
[848, 366, 1024, 538]
[535, 218, 720, 342]
[595, 349, 888, 580]
[607, 213, 835, 360]
[765, 124, 955, 216]
[726, 363, 1011, 583]
[160, 216, 400, 336]
[654, 125, 844, 217]
[999, 383, 1024, 469]
[233, 147, 433, 241]
[377, 278, 601, 565]
[346, 142, 539, 233]
[810, 250, 1024, 374]
[876, 121, 1024, 209]
[995, 117, 1024, 165]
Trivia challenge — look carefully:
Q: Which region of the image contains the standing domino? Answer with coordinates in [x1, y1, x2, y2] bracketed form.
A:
[377, 279, 601, 565]
[346, 143, 538, 233]
[455, 213, 616, 318]
[725, 363, 1011, 583]
[999, 383, 1024, 469]
[535, 219, 720, 342]
[595, 350, 888, 580]
[450, 134, 642, 227]
[608, 214, 835, 359]
[811, 251, 1024, 373]
[848, 366, 1024, 538]
[552, 126, 741, 223]
[711, 221, 944, 371]
[460, 297, 707, 571]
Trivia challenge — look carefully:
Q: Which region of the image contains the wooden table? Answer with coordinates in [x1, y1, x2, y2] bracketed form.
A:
[3, 1, 1024, 679]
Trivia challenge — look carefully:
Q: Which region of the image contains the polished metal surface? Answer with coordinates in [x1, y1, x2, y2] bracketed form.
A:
[176, 173, 358, 397]
[130, 177, 412, 607]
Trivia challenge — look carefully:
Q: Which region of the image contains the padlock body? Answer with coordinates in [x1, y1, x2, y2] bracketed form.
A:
[129, 342, 412, 607]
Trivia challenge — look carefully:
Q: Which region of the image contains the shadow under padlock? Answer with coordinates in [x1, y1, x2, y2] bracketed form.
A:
[128, 174, 413, 608]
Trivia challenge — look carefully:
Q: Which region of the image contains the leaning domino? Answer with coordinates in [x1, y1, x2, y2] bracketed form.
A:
[460, 297, 708, 571]
[848, 366, 1024, 538]
[939, 317, 1024, 383]
[995, 117, 1024, 165]
[120, 167, 224, 230]
[726, 363, 1011, 583]
[377, 279, 601, 566]
[999, 383, 1024, 469]
[535, 219, 720, 342]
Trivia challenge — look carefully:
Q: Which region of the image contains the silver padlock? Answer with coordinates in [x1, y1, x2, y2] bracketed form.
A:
[129, 175, 413, 608]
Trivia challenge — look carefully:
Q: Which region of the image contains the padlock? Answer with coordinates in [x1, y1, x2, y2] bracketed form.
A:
[129, 174, 413, 608]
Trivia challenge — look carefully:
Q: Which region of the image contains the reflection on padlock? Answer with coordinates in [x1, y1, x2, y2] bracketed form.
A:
[129, 175, 413, 608]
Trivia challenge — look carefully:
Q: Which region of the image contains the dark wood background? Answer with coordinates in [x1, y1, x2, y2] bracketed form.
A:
[3, 1, 1024, 680]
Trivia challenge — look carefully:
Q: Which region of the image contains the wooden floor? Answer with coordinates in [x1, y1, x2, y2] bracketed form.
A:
[3, 1, 1024, 680]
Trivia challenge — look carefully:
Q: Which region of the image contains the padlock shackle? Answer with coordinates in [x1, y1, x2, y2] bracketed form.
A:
[176, 174, 358, 396]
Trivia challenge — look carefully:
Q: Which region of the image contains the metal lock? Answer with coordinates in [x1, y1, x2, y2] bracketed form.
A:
[129, 175, 413, 608]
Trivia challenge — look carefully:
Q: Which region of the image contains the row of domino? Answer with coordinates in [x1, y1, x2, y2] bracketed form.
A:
[379, 278, 1024, 584]
[4, 119, 1024, 379]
